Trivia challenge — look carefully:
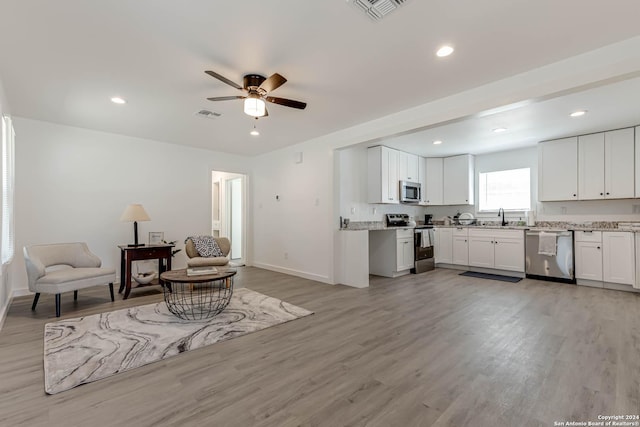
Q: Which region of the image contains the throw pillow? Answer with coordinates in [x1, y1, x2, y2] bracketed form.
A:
[188, 235, 224, 258]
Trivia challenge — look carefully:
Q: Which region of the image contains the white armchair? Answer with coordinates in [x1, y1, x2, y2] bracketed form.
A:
[23, 242, 116, 317]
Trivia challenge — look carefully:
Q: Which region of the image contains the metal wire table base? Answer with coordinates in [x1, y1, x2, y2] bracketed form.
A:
[162, 277, 234, 320]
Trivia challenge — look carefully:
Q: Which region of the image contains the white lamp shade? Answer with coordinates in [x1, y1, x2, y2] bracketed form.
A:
[244, 97, 266, 117]
[120, 204, 151, 222]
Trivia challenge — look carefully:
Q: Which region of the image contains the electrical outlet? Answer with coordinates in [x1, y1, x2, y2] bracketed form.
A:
[284, 252, 288, 260]
[372, 207, 377, 215]
[633, 205, 640, 214]
[561, 206, 567, 214]
[351, 207, 356, 214]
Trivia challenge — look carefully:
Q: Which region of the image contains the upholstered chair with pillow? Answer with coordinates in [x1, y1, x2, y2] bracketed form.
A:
[184, 236, 231, 268]
[23, 242, 116, 317]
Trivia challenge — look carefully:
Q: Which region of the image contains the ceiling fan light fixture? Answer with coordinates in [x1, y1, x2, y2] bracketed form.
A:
[244, 94, 266, 117]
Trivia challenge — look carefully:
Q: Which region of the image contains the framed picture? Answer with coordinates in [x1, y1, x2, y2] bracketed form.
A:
[149, 231, 164, 245]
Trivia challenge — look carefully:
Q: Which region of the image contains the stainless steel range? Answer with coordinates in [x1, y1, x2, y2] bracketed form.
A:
[413, 225, 435, 274]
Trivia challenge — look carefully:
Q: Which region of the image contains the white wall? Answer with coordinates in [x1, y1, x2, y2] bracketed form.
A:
[0, 76, 11, 327]
[252, 142, 334, 283]
[11, 118, 250, 294]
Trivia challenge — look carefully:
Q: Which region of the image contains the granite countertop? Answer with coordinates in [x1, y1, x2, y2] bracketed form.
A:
[341, 220, 640, 232]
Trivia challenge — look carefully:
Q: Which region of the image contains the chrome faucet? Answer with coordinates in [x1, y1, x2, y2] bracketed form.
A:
[498, 208, 507, 226]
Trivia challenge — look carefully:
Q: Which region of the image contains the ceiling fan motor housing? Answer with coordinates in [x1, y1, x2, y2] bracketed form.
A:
[243, 74, 266, 90]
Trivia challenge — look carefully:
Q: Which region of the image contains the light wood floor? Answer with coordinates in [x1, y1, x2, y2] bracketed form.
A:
[1, 267, 639, 427]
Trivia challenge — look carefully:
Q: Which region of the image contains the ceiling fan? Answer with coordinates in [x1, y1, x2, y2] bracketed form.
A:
[205, 71, 307, 117]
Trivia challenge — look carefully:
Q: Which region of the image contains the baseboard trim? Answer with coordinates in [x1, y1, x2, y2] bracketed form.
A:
[0, 288, 31, 331]
[252, 263, 332, 285]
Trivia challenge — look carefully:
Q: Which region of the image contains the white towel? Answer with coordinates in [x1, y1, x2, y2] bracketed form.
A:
[538, 232, 557, 256]
[420, 230, 433, 248]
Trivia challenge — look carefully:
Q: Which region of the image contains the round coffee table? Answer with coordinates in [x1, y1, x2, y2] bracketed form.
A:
[160, 268, 236, 320]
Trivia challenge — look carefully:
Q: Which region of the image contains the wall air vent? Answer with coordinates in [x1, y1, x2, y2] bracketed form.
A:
[195, 110, 222, 120]
[351, 0, 409, 21]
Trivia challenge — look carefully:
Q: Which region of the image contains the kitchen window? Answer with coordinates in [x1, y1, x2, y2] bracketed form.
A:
[478, 167, 530, 211]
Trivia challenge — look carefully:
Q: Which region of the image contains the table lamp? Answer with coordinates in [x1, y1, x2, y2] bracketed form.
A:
[120, 204, 150, 247]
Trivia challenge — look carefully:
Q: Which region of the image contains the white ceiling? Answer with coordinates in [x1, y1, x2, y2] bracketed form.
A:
[1, 1, 640, 156]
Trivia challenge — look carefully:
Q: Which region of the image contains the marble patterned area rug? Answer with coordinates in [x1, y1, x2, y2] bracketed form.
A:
[43, 288, 313, 394]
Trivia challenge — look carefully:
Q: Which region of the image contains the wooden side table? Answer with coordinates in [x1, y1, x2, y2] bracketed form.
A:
[118, 244, 174, 299]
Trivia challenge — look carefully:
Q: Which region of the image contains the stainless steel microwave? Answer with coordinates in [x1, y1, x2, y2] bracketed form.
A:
[400, 180, 421, 203]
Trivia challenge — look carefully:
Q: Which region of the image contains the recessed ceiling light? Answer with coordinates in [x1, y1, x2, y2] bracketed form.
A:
[436, 46, 454, 57]
[111, 96, 126, 104]
[433, 140, 443, 145]
[570, 110, 587, 117]
[493, 127, 507, 133]
[250, 125, 260, 136]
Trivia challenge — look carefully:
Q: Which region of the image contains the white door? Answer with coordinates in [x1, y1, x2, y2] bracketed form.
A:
[605, 128, 635, 199]
[578, 133, 605, 200]
[635, 126, 640, 198]
[538, 137, 578, 201]
[452, 236, 469, 266]
[603, 232, 635, 285]
[226, 177, 244, 261]
[493, 238, 524, 272]
[425, 158, 444, 205]
[575, 241, 603, 281]
[468, 235, 495, 268]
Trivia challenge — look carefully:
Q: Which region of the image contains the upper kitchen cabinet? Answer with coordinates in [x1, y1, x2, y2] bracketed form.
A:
[635, 126, 640, 198]
[368, 146, 399, 204]
[578, 128, 634, 200]
[424, 158, 444, 205]
[538, 137, 578, 201]
[443, 154, 474, 205]
[398, 151, 420, 182]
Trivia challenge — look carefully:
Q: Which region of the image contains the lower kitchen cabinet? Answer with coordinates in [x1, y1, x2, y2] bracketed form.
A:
[574, 231, 603, 281]
[602, 231, 635, 285]
[468, 229, 524, 272]
[369, 228, 414, 278]
[434, 228, 453, 264]
[452, 227, 469, 266]
[574, 231, 635, 287]
[396, 236, 414, 271]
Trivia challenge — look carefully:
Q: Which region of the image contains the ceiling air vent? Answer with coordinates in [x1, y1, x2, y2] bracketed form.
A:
[352, 0, 408, 21]
[195, 110, 222, 120]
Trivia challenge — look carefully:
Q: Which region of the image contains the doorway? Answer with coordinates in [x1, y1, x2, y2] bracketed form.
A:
[212, 171, 247, 266]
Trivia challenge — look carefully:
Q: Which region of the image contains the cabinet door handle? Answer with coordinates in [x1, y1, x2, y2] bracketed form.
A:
[597, 246, 600, 250]
[600, 193, 603, 196]
[573, 194, 577, 197]
[606, 192, 610, 195]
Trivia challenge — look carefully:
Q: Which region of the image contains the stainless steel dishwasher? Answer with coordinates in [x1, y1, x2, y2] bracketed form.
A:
[525, 230, 575, 283]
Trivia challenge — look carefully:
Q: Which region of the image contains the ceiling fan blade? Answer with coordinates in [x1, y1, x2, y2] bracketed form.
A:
[266, 96, 307, 110]
[263, 107, 269, 117]
[206, 96, 246, 101]
[259, 73, 287, 93]
[204, 71, 243, 91]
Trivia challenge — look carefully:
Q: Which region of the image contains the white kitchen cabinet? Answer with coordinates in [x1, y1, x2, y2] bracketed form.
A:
[443, 154, 474, 205]
[468, 234, 495, 268]
[538, 137, 578, 201]
[602, 231, 635, 286]
[398, 151, 420, 182]
[434, 228, 453, 264]
[418, 156, 427, 205]
[424, 157, 444, 205]
[452, 227, 469, 266]
[635, 126, 640, 198]
[396, 237, 414, 271]
[368, 146, 399, 204]
[369, 228, 413, 277]
[574, 231, 603, 282]
[578, 128, 634, 200]
[468, 228, 524, 272]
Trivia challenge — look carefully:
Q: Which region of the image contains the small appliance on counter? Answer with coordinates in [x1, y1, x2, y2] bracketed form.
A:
[386, 213, 410, 227]
[424, 214, 433, 225]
